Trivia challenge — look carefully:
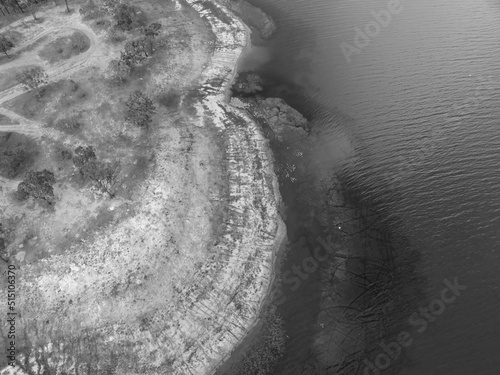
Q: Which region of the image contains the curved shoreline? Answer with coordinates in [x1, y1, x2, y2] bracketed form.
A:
[0, 2, 285, 374]
[183, 1, 286, 373]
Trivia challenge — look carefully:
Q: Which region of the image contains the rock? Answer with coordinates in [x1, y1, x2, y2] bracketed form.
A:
[232, 96, 308, 142]
[222, 0, 277, 39]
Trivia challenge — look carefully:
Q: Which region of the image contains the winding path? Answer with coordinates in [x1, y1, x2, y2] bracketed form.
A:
[0, 11, 99, 136]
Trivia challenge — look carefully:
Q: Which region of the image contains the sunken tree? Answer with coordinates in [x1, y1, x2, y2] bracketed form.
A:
[17, 169, 56, 205]
[125, 91, 155, 128]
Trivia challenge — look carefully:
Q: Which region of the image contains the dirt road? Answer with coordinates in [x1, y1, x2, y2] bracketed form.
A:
[0, 9, 100, 136]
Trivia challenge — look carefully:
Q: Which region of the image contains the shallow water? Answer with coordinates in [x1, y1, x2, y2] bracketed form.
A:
[243, 0, 500, 373]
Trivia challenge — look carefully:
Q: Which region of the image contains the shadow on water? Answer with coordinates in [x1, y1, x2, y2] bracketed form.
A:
[261, 92, 428, 374]
[221, 3, 428, 374]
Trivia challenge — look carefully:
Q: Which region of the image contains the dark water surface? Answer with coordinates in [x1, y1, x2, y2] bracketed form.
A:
[243, 0, 500, 374]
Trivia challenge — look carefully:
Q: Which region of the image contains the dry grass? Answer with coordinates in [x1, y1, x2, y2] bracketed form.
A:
[38, 29, 91, 63]
[0, 0, 263, 373]
[0, 64, 37, 90]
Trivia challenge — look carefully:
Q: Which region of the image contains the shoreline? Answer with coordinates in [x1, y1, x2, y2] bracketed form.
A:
[183, 0, 287, 374]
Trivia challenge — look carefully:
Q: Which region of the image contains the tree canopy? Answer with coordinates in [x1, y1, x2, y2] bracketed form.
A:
[108, 58, 131, 82]
[73, 145, 120, 197]
[113, 4, 136, 31]
[17, 169, 56, 204]
[120, 38, 150, 66]
[125, 91, 155, 128]
[16, 67, 48, 97]
[142, 22, 161, 39]
[73, 145, 96, 172]
[83, 160, 121, 198]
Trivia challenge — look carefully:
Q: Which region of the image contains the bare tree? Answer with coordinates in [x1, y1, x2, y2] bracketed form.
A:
[73, 146, 120, 198]
[83, 161, 121, 198]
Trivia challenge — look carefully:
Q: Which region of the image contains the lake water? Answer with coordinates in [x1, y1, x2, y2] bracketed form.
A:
[242, 0, 500, 374]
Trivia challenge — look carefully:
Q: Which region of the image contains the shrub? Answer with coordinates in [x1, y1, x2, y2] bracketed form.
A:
[60, 149, 73, 160]
[0, 35, 14, 58]
[0, 149, 31, 178]
[55, 115, 82, 133]
[113, 4, 136, 31]
[73, 145, 96, 172]
[0, 134, 36, 178]
[120, 38, 150, 66]
[80, 0, 106, 20]
[17, 170, 56, 205]
[107, 29, 126, 44]
[125, 91, 155, 128]
[108, 58, 130, 82]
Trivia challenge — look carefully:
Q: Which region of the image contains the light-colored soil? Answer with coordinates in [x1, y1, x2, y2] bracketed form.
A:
[0, 1, 285, 374]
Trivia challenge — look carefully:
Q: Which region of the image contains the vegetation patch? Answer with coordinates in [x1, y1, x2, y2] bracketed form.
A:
[58, 79, 89, 108]
[0, 132, 38, 178]
[0, 113, 19, 125]
[157, 91, 181, 110]
[54, 113, 84, 134]
[7, 80, 63, 118]
[0, 65, 38, 91]
[38, 30, 91, 64]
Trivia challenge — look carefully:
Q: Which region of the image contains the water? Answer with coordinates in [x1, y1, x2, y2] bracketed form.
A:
[242, 0, 500, 373]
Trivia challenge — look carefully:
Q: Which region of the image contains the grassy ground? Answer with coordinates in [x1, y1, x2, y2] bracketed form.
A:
[0, 0, 212, 265]
[0, 0, 223, 372]
[38, 29, 91, 63]
[0, 65, 37, 91]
